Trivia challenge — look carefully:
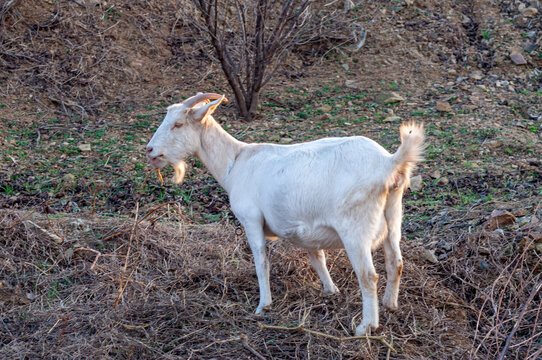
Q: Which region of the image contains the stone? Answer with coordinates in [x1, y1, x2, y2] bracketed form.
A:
[341, 63, 349, 71]
[317, 105, 332, 113]
[470, 71, 483, 80]
[279, 137, 294, 144]
[520, 7, 538, 17]
[375, 92, 405, 104]
[437, 177, 449, 186]
[344, 0, 355, 11]
[269, 135, 280, 142]
[344, 80, 361, 89]
[422, 249, 438, 264]
[430, 170, 441, 179]
[78, 143, 91, 151]
[383, 115, 401, 122]
[436, 101, 452, 112]
[510, 50, 527, 65]
[486, 209, 516, 231]
[409, 175, 423, 191]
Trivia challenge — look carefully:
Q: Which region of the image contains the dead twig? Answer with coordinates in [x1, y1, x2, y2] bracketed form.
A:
[497, 278, 542, 360]
[114, 201, 140, 308]
[240, 334, 266, 360]
[101, 201, 179, 242]
[257, 322, 397, 353]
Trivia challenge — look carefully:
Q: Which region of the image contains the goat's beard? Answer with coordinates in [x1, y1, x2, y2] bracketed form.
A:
[172, 161, 187, 184]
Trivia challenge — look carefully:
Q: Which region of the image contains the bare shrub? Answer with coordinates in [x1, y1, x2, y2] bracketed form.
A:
[187, 0, 312, 121]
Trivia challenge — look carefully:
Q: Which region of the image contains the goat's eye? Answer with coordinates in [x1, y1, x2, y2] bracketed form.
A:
[173, 122, 184, 129]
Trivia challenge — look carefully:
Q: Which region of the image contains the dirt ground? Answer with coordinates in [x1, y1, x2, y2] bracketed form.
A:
[0, 0, 541, 359]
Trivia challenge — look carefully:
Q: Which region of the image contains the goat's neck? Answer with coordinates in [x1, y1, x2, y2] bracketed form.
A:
[195, 117, 245, 192]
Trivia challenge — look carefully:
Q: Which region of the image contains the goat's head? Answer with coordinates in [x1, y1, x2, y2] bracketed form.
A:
[146, 93, 226, 183]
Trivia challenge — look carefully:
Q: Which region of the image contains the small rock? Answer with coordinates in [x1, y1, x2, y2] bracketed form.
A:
[341, 63, 349, 71]
[430, 170, 441, 179]
[409, 175, 423, 191]
[519, 215, 540, 232]
[520, 7, 538, 17]
[78, 143, 91, 152]
[279, 137, 294, 144]
[536, 243, 542, 253]
[470, 71, 483, 80]
[436, 101, 452, 112]
[375, 92, 405, 104]
[437, 177, 449, 186]
[269, 135, 280, 142]
[513, 209, 528, 217]
[383, 115, 401, 122]
[487, 140, 503, 149]
[510, 50, 527, 65]
[317, 105, 332, 113]
[344, 80, 361, 89]
[486, 209, 516, 231]
[344, 0, 355, 10]
[321, 113, 333, 120]
[422, 249, 438, 264]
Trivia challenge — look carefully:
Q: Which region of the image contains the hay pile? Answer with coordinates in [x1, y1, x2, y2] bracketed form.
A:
[1, 207, 540, 359]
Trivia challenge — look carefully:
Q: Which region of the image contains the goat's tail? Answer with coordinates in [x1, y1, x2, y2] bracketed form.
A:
[389, 122, 424, 190]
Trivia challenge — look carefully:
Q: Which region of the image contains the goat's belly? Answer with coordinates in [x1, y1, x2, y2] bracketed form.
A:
[283, 225, 343, 250]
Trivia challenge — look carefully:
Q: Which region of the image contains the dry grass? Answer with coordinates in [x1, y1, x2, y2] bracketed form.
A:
[1, 205, 540, 359]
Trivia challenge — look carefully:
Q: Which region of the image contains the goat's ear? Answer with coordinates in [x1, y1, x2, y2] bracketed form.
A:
[191, 95, 226, 122]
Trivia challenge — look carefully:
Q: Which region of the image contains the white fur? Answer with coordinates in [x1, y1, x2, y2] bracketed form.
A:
[146, 93, 424, 335]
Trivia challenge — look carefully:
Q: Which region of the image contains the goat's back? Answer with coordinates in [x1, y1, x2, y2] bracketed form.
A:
[227, 136, 395, 234]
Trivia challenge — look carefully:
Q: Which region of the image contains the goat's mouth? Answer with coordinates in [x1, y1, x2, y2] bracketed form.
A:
[149, 158, 167, 169]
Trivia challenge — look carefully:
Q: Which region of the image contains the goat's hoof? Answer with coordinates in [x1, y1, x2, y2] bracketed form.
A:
[323, 285, 340, 296]
[383, 301, 398, 311]
[382, 294, 398, 311]
[255, 304, 272, 315]
[355, 322, 378, 336]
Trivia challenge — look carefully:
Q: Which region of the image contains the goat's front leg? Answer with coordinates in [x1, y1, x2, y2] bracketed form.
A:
[245, 225, 272, 314]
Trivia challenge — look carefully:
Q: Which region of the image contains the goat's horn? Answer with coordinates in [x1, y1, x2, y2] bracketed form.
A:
[182, 93, 224, 108]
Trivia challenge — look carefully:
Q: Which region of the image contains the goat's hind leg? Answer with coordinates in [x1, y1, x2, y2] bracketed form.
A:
[340, 229, 380, 335]
[382, 188, 404, 310]
[307, 249, 339, 295]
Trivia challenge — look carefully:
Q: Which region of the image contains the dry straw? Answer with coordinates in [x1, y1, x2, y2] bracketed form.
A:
[1, 200, 540, 359]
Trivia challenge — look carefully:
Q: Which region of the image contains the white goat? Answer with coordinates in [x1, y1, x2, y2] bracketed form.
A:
[146, 93, 424, 335]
